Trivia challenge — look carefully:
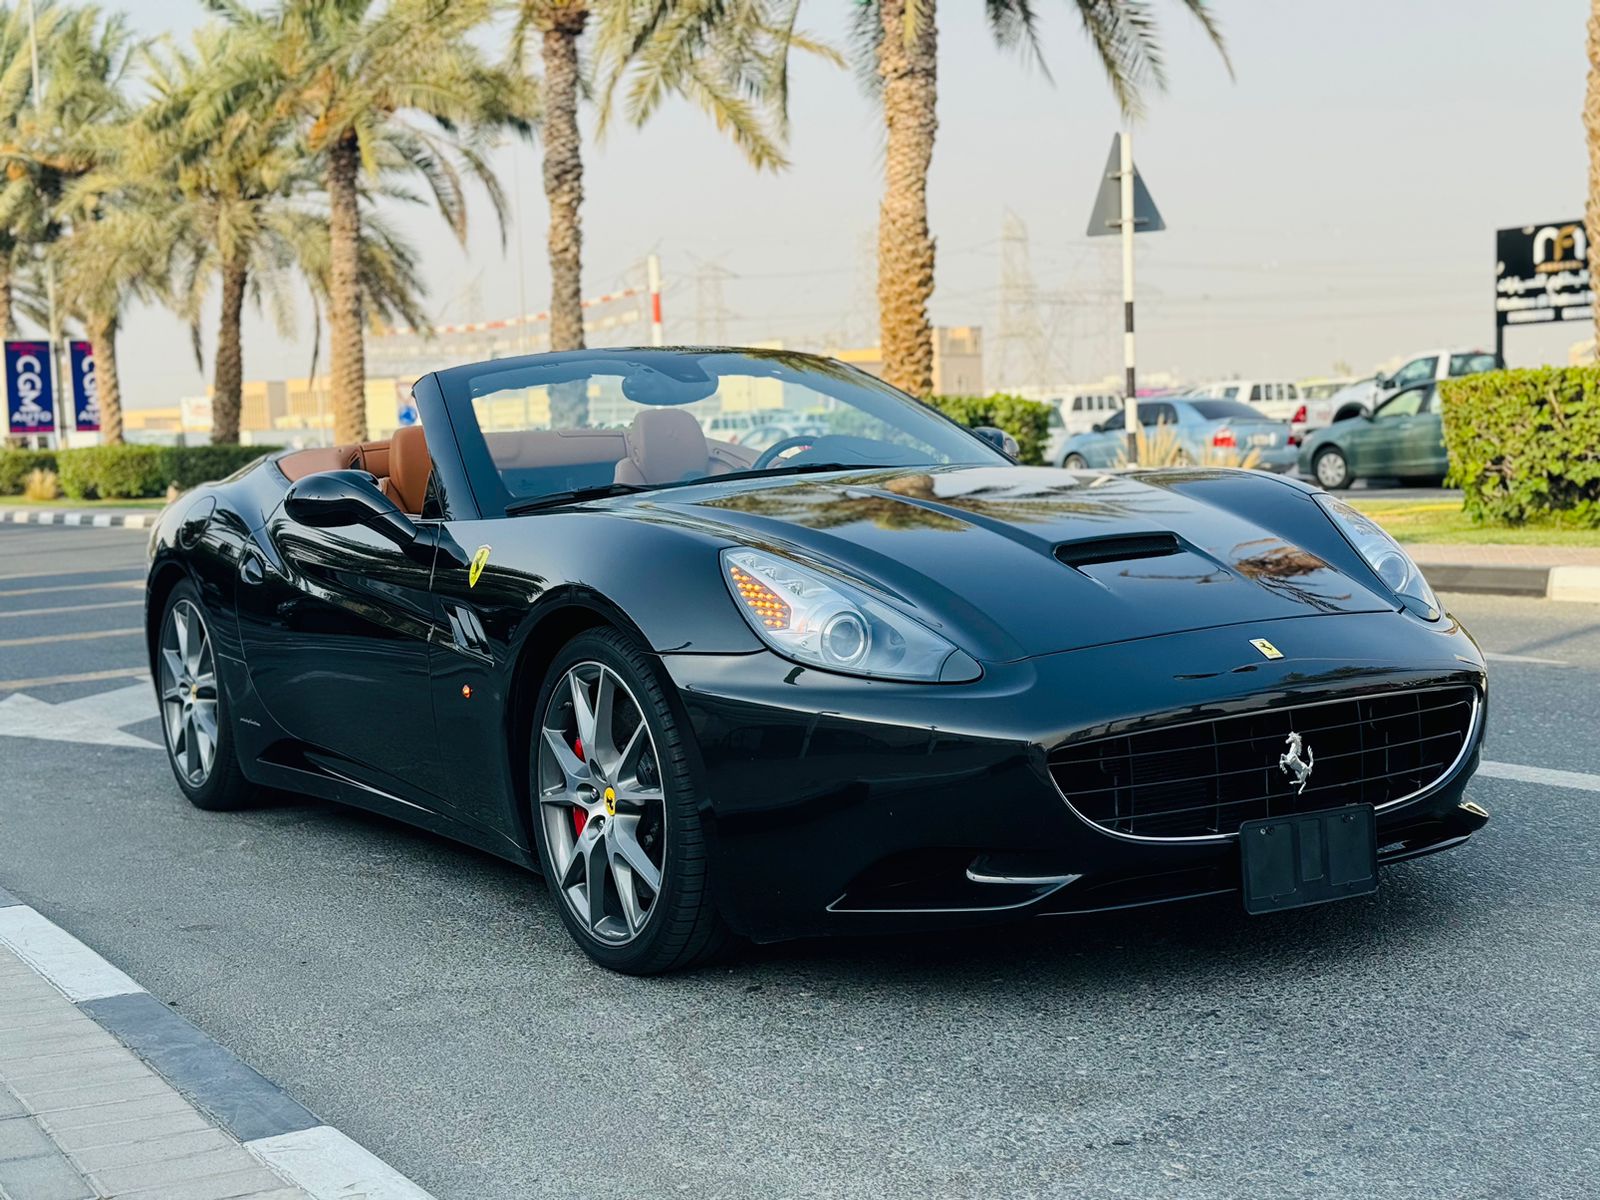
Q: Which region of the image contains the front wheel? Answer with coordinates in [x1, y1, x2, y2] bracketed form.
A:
[157, 581, 256, 811]
[1062, 452, 1088, 470]
[530, 627, 729, 974]
[1313, 446, 1352, 490]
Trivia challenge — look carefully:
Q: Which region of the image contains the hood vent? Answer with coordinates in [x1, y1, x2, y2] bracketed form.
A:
[1055, 532, 1181, 569]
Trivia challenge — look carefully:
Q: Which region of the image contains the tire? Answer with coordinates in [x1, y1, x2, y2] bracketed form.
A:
[1062, 453, 1088, 470]
[156, 580, 257, 811]
[529, 627, 731, 974]
[1400, 475, 1447, 489]
[1313, 445, 1352, 490]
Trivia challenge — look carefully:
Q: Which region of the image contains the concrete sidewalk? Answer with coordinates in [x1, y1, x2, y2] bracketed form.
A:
[0, 890, 434, 1200]
[0, 945, 308, 1200]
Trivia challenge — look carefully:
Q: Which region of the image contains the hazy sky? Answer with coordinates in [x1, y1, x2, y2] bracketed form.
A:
[105, 0, 1588, 409]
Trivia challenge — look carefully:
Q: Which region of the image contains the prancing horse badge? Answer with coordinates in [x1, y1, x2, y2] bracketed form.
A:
[469, 545, 491, 588]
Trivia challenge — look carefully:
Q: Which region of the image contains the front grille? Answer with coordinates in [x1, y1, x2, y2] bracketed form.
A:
[1049, 686, 1478, 839]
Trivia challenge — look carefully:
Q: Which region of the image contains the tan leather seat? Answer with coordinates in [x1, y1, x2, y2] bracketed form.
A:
[278, 446, 345, 481]
[383, 424, 431, 514]
[614, 409, 730, 486]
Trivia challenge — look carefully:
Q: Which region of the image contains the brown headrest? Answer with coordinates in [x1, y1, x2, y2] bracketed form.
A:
[388, 425, 431, 514]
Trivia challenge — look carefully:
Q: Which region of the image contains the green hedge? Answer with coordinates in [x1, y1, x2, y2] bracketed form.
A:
[927, 393, 1053, 465]
[0, 444, 274, 499]
[1440, 367, 1600, 526]
[0, 449, 58, 494]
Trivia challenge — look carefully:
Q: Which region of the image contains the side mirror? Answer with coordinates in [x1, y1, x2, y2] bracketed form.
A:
[972, 425, 1019, 460]
[284, 469, 417, 547]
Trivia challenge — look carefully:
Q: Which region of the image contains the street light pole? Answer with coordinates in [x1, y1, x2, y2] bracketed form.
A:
[24, 0, 66, 450]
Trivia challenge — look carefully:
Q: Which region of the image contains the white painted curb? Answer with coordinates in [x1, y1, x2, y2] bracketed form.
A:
[249, 1125, 437, 1200]
[0, 508, 155, 529]
[0, 905, 144, 1002]
[1548, 565, 1600, 604]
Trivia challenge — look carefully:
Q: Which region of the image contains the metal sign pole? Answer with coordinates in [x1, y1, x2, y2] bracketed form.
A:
[24, 0, 64, 449]
[1120, 129, 1138, 463]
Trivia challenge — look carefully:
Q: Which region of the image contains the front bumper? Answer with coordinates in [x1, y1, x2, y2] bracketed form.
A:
[662, 608, 1488, 941]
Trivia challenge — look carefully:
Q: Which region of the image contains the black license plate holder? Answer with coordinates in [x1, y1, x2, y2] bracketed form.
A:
[1239, 805, 1377, 914]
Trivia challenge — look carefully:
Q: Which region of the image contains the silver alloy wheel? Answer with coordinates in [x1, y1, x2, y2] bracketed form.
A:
[538, 661, 666, 945]
[1315, 447, 1348, 489]
[159, 599, 219, 786]
[1064, 453, 1088, 470]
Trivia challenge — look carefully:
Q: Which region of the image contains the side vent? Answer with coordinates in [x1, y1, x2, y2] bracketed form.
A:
[1055, 533, 1181, 569]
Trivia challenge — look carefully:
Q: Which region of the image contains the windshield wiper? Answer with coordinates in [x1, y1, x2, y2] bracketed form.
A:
[505, 482, 656, 515]
[714, 461, 900, 483]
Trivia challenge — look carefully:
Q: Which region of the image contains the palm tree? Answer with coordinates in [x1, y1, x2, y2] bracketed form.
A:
[519, 0, 832, 424]
[140, 25, 310, 444]
[0, 1, 68, 337]
[209, 0, 532, 444]
[54, 192, 181, 447]
[858, 0, 1230, 395]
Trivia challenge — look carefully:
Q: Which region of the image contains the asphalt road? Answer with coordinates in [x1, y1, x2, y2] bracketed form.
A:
[1, 522, 1596, 1200]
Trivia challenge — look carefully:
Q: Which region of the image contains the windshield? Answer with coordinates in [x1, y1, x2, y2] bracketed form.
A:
[434, 349, 1006, 513]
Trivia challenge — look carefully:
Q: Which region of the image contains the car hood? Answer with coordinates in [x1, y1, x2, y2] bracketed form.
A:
[625, 465, 1395, 662]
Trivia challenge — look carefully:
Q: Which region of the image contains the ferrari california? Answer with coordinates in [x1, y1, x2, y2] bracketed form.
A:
[145, 348, 1489, 973]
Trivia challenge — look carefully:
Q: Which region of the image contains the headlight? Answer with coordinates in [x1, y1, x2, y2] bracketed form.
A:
[721, 547, 981, 682]
[1314, 494, 1440, 620]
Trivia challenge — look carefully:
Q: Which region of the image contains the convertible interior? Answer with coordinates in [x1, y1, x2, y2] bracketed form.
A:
[275, 410, 763, 516]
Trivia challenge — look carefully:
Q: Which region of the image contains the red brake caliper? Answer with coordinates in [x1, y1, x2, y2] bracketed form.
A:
[571, 737, 588, 836]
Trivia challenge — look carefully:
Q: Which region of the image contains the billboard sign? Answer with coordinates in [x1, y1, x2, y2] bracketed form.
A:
[5, 340, 55, 436]
[69, 340, 98, 433]
[1495, 221, 1594, 329]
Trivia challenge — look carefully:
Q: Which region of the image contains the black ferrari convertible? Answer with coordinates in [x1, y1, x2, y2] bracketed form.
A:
[145, 348, 1489, 973]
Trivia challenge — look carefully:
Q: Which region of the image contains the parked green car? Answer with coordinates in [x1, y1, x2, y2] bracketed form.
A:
[1298, 382, 1447, 489]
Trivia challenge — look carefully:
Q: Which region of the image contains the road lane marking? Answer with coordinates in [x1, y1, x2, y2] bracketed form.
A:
[0, 684, 160, 748]
[0, 579, 143, 598]
[1484, 652, 1570, 667]
[0, 668, 148, 692]
[0, 626, 141, 647]
[0, 599, 142, 619]
[1480, 760, 1600, 793]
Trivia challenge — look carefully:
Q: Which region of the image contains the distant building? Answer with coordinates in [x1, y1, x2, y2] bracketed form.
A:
[134, 377, 418, 447]
[826, 326, 984, 395]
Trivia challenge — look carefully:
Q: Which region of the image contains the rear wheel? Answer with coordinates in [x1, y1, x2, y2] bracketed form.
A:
[157, 581, 255, 811]
[530, 627, 729, 974]
[1313, 445, 1352, 490]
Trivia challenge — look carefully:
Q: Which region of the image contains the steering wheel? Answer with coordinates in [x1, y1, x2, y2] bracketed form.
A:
[752, 435, 818, 470]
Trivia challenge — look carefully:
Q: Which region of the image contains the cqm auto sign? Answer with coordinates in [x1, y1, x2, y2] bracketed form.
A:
[1494, 220, 1594, 356]
[4, 340, 56, 437]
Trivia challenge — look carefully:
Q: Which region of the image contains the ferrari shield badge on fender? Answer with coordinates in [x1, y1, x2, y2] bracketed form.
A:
[1250, 638, 1283, 660]
[469, 545, 492, 588]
